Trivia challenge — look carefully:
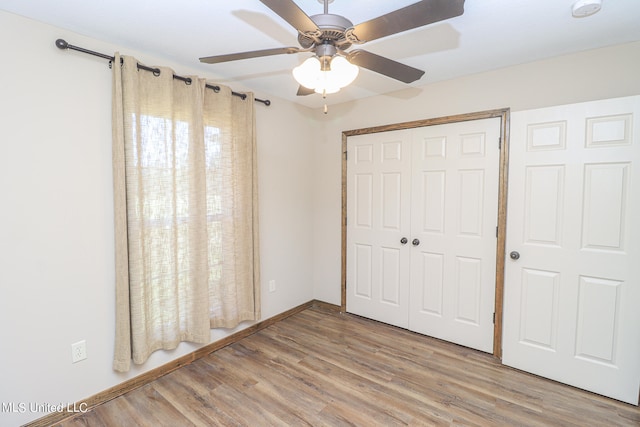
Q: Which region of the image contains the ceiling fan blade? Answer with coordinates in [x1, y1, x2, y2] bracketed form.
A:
[348, 0, 465, 43]
[259, 0, 320, 36]
[296, 85, 315, 96]
[347, 50, 425, 84]
[199, 47, 300, 64]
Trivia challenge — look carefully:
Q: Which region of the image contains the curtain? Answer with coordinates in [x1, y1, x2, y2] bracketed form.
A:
[112, 54, 260, 372]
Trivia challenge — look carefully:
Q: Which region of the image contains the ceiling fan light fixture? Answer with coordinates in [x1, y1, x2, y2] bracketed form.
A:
[293, 55, 359, 94]
[201, 0, 463, 98]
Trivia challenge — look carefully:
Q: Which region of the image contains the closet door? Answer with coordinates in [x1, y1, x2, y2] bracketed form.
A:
[346, 129, 412, 328]
[408, 118, 501, 353]
[503, 96, 640, 404]
[346, 117, 502, 354]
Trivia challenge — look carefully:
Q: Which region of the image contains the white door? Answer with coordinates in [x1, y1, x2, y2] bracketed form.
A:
[503, 96, 640, 404]
[346, 129, 412, 328]
[346, 117, 501, 353]
[409, 118, 500, 353]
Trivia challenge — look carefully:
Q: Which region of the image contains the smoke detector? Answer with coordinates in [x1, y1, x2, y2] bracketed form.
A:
[572, 0, 602, 17]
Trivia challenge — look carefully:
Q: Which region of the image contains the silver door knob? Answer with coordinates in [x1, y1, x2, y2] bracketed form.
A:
[400, 237, 408, 245]
[510, 251, 520, 260]
[412, 238, 420, 246]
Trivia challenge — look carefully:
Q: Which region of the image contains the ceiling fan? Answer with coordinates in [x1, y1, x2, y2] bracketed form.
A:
[199, 0, 465, 96]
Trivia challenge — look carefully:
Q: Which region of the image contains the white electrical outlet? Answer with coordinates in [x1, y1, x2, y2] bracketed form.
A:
[71, 340, 87, 363]
[268, 279, 276, 292]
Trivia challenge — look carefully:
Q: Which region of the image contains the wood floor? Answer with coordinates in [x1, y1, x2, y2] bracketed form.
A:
[59, 307, 640, 426]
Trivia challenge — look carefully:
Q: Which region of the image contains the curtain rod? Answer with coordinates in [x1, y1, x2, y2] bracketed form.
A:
[55, 39, 271, 106]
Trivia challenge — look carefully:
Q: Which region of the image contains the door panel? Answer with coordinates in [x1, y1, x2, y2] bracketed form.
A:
[524, 165, 564, 246]
[581, 162, 629, 250]
[353, 244, 372, 298]
[421, 170, 446, 233]
[409, 118, 500, 353]
[454, 256, 482, 324]
[419, 251, 444, 315]
[346, 130, 412, 328]
[575, 275, 620, 364]
[503, 96, 640, 404]
[458, 169, 485, 236]
[519, 268, 560, 350]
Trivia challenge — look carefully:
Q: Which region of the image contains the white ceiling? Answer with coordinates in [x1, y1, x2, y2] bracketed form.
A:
[3, 0, 640, 108]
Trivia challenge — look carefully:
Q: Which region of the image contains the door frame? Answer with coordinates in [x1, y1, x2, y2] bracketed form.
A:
[341, 108, 511, 358]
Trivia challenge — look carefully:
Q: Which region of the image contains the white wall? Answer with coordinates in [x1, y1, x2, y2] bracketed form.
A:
[0, 11, 318, 426]
[312, 41, 640, 304]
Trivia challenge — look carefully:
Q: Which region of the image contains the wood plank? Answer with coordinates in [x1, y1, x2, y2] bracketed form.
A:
[25, 300, 314, 427]
[57, 307, 640, 426]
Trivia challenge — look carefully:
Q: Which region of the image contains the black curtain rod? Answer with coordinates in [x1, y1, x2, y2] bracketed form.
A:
[55, 39, 271, 106]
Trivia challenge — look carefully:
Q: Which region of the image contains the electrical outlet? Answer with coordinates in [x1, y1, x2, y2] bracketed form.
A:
[71, 340, 87, 363]
[268, 279, 276, 293]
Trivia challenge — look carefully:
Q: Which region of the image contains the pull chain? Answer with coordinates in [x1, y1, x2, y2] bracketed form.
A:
[322, 89, 328, 114]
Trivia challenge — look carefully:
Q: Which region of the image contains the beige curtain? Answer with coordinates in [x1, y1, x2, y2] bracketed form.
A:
[112, 54, 260, 372]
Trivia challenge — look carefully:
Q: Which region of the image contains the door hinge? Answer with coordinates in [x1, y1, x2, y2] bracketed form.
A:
[498, 137, 502, 150]
[493, 312, 496, 324]
[344, 150, 348, 160]
[496, 226, 499, 238]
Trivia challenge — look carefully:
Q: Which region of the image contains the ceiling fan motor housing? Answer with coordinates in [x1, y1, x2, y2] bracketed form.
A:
[298, 13, 354, 50]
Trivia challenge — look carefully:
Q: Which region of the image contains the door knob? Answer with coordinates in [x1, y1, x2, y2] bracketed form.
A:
[412, 238, 420, 246]
[400, 237, 408, 245]
[510, 251, 520, 260]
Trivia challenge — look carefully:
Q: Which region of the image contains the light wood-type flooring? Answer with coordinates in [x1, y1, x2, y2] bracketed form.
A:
[59, 307, 640, 426]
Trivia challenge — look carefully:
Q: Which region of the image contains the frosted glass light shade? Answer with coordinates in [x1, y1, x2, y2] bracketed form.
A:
[292, 57, 321, 89]
[292, 55, 359, 94]
[327, 56, 359, 87]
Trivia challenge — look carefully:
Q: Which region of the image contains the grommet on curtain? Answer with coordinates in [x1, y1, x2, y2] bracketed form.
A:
[136, 63, 161, 77]
[173, 75, 193, 86]
[232, 91, 248, 100]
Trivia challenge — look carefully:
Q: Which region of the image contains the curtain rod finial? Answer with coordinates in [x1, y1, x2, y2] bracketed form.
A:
[55, 39, 69, 50]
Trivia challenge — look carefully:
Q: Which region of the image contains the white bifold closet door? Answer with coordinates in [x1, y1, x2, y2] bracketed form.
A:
[346, 117, 501, 353]
[503, 96, 640, 404]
